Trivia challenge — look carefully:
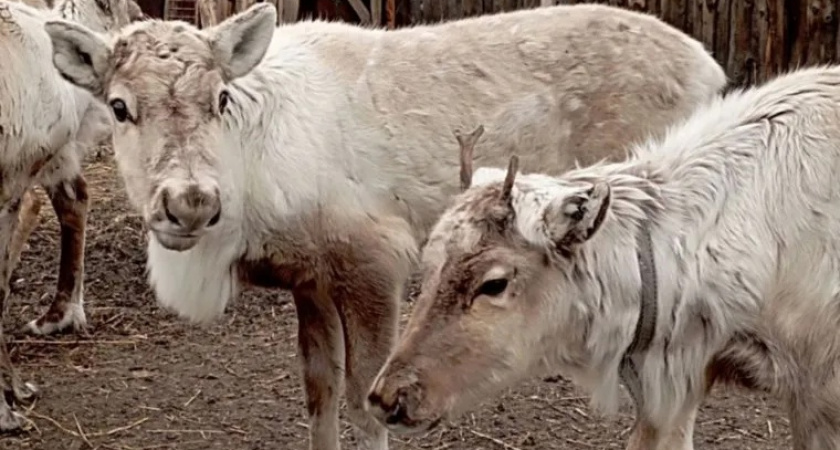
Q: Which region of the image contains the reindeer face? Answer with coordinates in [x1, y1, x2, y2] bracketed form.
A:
[367, 164, 614, 434]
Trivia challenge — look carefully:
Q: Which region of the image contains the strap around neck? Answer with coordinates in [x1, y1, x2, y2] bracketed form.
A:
[618, 221, 659, 420]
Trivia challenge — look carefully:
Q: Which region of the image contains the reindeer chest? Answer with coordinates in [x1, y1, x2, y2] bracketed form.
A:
[0, 152, 54, 208]
[237, 257, 309, 291]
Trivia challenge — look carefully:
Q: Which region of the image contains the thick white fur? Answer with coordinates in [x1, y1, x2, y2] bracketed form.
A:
[47, 4, 726, 323]
[470, 65, 840, 436]
[158, 2, 725, 319]
[147, 133, 247, 323]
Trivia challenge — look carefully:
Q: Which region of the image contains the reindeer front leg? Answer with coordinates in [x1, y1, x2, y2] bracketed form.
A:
[293, 279, 345, 450]
[333, 272, 402, 450]
[330, 223, 413, 450]
[25, 175, 88, 335]
[625, 399, 700, 450]
[0, 197, 38, 432]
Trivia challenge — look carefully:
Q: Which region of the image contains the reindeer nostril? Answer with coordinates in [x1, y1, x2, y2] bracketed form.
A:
[385, 394, 408, 425]
[162, 193, 181, 226]
[367, 391, 383, 408]
[207, 206, 221, 227]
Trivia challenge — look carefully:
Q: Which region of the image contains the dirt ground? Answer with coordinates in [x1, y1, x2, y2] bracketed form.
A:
[0, 149, 792, 450]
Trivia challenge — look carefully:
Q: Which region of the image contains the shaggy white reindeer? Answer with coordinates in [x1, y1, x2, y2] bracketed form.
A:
[367, 64, 840, 449]
[43, 3, 725, 449]
[0, 0, 142, 432]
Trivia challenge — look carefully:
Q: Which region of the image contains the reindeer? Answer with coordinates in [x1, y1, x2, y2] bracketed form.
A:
[367, 65, 840, 450]
[0, 0, 143, 432]
[43, 3, 725, 448]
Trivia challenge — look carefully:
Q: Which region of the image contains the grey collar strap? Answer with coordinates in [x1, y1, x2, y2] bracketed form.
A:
[618, 222, 658, 420]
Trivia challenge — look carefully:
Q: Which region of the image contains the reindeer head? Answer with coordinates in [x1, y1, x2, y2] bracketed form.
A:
[366, 129, 620, 434]
[44, 4, 277, 251]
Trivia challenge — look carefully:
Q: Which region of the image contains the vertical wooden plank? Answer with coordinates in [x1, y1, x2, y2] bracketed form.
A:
[666, 0, 687, 38]
[428, 0, 440, 22]
[386, 0, 396, 27]
[690, 0, 702, 47]
[726, 0, 751, 86]
[701, 0, 716, 57]
[831, 0, 840, 63]
[492, 0, 502, 15]
[786, 0, 805, 69]
[410, 0, 423, 23]
[371, 0, 382, 25]
[221, 0, 231, 21]
[767, 0, 786, 82]
[197, 0, 217, 27]
[753, 0, 768, 83]
[713, 0, 730, 82]
[281, 0, 299, 22]
[808, 0, 838, 65]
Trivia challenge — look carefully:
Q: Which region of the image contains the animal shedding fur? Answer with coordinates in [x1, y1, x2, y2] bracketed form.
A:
[411, 64, 840, 449]
[44, 3, 726, 449]
[57, 3, 723, 323]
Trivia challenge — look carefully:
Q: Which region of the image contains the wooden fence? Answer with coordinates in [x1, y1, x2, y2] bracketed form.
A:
[190, 0, 838, 86]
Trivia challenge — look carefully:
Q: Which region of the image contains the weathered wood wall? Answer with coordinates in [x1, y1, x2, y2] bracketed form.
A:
[404, 0, 839, 86]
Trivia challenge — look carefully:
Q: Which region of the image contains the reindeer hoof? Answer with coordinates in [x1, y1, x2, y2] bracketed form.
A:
[12, 382, 37, 404]
[24, 300, 87, 336]
[4, 380, 37, 407]
[0, 405, 23, 434]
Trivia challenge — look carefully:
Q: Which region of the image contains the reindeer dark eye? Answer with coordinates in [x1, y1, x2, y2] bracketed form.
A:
[477, 279, 508, 297]
[218, 90, 230, 114]
[109, 99, 129, 123]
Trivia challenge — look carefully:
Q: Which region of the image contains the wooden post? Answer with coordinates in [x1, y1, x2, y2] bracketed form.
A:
[386, 0, 395, 28]
[371, 0, 382, 25]
[277, 0, 300, 23]
[197, 0, 218, 27]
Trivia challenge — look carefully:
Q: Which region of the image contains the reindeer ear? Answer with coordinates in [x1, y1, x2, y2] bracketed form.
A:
[45, 20, 112, 98]
[542, 182, 611, 254]
[203, 3, 276, 80]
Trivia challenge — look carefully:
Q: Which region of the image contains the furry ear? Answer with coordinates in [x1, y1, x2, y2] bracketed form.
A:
[542, 182, 611, 254]
[203, 3, 277, 81]
[454, 125, 485, 192]
[45, 20, 112, 97]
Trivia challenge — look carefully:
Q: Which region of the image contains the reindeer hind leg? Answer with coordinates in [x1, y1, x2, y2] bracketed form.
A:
[25, 176, 88, 335]
[0, 199, 38, 433]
